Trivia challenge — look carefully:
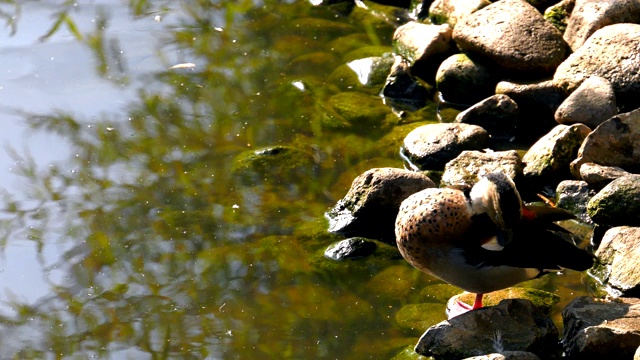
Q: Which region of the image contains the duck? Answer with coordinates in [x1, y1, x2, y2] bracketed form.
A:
[395, 171, 594, 317]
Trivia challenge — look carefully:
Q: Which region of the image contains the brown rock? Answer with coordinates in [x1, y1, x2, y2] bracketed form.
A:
[325, 168, 436, 243]
[563, 296, 640, 358]
[453, 0, 567, 77]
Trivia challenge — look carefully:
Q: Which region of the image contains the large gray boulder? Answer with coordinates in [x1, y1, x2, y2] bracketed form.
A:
[554, 23, 640, 108]
[453, 0, 567, 77]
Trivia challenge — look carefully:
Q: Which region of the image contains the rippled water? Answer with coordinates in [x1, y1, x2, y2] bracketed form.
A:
[0, 1, 592, 358]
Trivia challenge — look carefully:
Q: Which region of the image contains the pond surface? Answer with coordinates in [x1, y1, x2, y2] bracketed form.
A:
[0, 1, 593, 359]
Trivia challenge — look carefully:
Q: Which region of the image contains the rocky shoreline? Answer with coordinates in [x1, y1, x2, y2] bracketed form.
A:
[319, 0, 640, 358]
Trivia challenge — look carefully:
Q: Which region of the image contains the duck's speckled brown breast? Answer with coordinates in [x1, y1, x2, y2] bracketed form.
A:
[395, 188, 473, 274]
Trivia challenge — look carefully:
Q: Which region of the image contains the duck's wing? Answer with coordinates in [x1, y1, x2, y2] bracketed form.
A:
[461, 213, 594, 272]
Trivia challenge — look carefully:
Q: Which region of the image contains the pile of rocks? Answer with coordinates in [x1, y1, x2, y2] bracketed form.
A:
[322, 0, 640, 358]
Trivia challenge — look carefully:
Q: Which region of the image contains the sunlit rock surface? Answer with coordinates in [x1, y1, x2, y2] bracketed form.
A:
[587, 175, 640, 227]
[415, 299, 559, 359]
[453, 0, 567, 77]
[556, 180, 595, 224]
[401, 123, 490, 170]
[563, 296, 640, 358]
[326, 167, 436, 243]
[554, 23, 640, 109]
[522, 123, 591, 181]
[571, 108, 640, 177]
[579, 163, 631, 190]
[592, 226, 640, 296]
[555, 76, 618, 128]
[454, 94, 519, 139]
[440, 150, 522, 188]
[435, 53, 496, 105]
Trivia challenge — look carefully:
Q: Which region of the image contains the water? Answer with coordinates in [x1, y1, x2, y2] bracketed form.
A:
[0, 1, 592, 359]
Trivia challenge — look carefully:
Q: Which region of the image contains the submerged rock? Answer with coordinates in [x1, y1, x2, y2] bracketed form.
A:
[563, 296, 640, 358]
[324, 237, 377, 261]
[592, 226, 640, 296]
[231, 145, 318, 185]
[415, 299, 559, 359]
[326, 167, 435, 243]
[382, 55, 433, 112]
[587, 175, 640, 227]
[401, 123, 490, 171]
[395, 303, 447, 335]
[453, 0, 567, 77]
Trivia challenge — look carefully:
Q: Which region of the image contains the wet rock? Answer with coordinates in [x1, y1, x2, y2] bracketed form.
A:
[455, 94, 519, 139]
[365, 265, 421, 301]
[324, 237, 377, 261]
[579, 162, 631, 190]
[435, 53, 496, 105]
[231, 146, 318, 185]
[563, 296, 640, 358]
[554, 23, 640, 109]
[592, 226, 640, 296]
[415, 299, 559, 359]
[393, 22, 453, 65]
[395, 303, 447, 335]
[495, 79, 566, 140]
[331, 54, 395, 90]
[428, 0, 491, 27]
[556, 180, 595, 224]
[326, 167, 436, 242]
[571, 108, 640, 178]
[555, 76, 618, 128]
[462, 352, 541, 360]
[391, 345, 429, 360]
[350, 1, 411, 43]
[326, 91, 395, 133]
[543, 0, 575, 33]
[401, 123, 490, 171]
[452, 287, 560, 315]
[587, 175, 640, 226]
[420, 283, 462, 304]
[563, 0, 640, 51]
[522, 124, 591, 181]
[382, 55, 433, 113]
[453, 0, 567, 77]
[440, 150, 522, 187]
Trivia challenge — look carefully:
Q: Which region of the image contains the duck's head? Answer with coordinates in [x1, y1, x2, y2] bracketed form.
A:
[469, 171, 523, 230]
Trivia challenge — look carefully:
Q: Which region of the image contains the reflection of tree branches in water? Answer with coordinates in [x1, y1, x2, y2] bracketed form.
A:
[0, 1, 394, 358]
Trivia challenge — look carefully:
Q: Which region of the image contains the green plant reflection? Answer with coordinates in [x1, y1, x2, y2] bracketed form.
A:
[0, 1, 434, 358]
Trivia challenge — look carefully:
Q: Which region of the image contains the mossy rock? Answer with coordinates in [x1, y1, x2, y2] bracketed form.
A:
[343, 46, 393, 62]
[587, 175, 640, 226]
[391, 345, 430, 360]
[454, 287, 560, 314]
[327, 91, 396, 132]
[419, 283, 462, 304]
[231, 145, 318, 185]
[365, 265, 422, 302]
[328, 33, 372, 56]
[395, 303, 447, 335]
